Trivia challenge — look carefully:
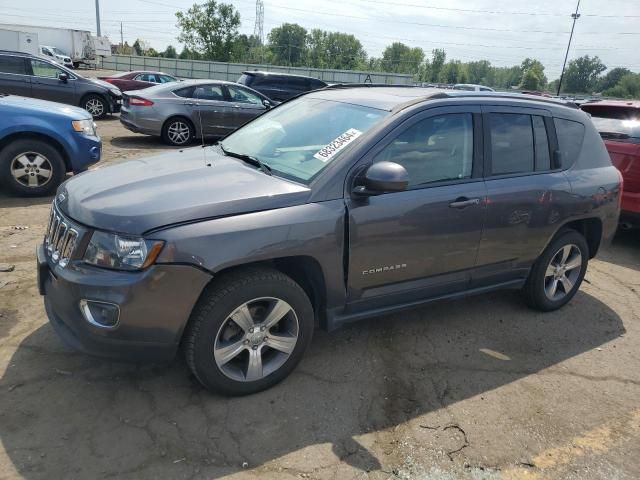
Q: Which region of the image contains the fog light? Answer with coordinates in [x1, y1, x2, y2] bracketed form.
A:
[80, 300, 120, 328]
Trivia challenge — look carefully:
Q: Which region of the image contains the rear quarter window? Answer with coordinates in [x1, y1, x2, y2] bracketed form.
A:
[173, 86, 195, 98]
[554, 118, 585, 168]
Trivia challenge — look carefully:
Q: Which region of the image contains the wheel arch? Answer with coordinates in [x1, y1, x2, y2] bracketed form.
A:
[185, 256, 329, 336]
[0, 132, 71, 171]
[555, 217, 603, 259]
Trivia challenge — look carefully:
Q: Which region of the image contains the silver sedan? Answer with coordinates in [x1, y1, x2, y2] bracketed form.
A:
[119, 80, 274, 146]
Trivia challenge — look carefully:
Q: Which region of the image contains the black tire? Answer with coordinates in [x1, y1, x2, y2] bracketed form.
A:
[81, 94, 108, 119]
[72, 62, 80, 69]
[161, 117, 195, 146]
[0, 139, 66, 196]
[184, 267, 314, 395]
[522, 229, 589, 311]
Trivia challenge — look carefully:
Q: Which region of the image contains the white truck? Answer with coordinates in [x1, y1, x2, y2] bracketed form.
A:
[0, 28, 39, 56]
[0, 24, 111, 68]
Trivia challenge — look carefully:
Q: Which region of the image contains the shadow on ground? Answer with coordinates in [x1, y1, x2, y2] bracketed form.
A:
[0, 290, 625, 478]
[598, 229, 640, 272]
[109, 135, 178, 151]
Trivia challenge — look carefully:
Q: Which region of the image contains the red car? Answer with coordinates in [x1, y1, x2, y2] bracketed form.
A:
[97, 71, 179, 92]
[581, 100, 640, 229]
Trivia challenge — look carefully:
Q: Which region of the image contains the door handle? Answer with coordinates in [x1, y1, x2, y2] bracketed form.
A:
[183, 102, 195, 106]
[449, 197, 481, 209]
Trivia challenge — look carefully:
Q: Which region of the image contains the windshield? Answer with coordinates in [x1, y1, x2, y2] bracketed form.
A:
[220, 97, 388, 184]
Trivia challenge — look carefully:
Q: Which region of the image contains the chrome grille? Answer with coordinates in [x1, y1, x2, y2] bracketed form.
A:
[44, 206, 79, 267]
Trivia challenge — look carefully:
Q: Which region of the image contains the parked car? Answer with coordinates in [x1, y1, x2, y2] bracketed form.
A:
[237, 71, 327, 102]
[453, 83, 495, 92]
[0, 50, 122, 118]
[38, 88, 620, 395]
[581, 100, 640, 229]
[119, 79, 274, 146]
[0, 93, 100, 196]
[98, 70, 179, 92]
[39, 45, 73, 68]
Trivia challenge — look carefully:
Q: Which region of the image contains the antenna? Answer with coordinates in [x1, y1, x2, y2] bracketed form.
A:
[194, 83, 211, 167]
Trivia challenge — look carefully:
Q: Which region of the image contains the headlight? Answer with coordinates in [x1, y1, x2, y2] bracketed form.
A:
[84, 231, 164, 270]
[72, 119, 97, 136]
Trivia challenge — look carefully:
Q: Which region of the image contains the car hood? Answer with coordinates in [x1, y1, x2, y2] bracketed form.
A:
[58, 147, 311, 235]
[87, 77, 121, 92]
[0, 95, 90, 119]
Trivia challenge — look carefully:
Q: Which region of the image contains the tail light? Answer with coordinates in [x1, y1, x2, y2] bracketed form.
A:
[129, 96, 154, 107]
[616, 167, 624, 210]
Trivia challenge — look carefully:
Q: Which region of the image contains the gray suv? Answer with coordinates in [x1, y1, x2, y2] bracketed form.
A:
[37, 86, 621, 395]
[0, 50, 122, 118]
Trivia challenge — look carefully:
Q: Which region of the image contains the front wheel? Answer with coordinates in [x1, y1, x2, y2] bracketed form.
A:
[522, 230, 589, 311]
[184, 268, 314, 395]
[82, 94, 108, 119]
[0, 139, 66, 196]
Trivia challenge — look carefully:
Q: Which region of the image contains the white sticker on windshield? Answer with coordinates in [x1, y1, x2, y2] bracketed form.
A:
[313, 128, 363, 162]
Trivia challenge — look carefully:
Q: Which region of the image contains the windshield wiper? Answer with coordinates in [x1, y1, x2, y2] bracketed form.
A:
[220, 145, 272, 176]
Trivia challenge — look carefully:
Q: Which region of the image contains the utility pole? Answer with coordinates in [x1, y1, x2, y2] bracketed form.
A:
[120, 22, 124, 50]
[557, 0, 581, 96]
[95, 0, 102, 36]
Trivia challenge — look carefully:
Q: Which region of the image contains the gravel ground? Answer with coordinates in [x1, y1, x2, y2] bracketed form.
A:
[0, 116, 639, 480]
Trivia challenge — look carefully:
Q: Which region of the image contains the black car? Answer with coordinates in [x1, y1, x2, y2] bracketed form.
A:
[0, 50, 122, 118]
[237, 70, 327, 102]
[38, 87, 620, 395]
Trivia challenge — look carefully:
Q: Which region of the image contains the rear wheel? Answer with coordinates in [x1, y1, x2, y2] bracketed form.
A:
[162, 118, 194, 146]
[184, 268, 314, 395]
[522, 230, 589, 311]
[82, 94, 108, 119]
[0, 139, 66, 196]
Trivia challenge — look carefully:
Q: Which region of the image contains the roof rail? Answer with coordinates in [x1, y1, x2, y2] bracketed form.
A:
[325, 83, 420, 89]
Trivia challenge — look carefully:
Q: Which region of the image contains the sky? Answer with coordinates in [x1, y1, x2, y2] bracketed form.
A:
[1, 0, 639, 79]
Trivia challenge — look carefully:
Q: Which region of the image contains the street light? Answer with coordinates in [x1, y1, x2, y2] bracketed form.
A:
[557, 0, 581, 96]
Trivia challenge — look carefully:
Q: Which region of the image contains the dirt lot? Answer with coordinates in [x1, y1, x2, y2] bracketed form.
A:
[1, 116, 639, 480]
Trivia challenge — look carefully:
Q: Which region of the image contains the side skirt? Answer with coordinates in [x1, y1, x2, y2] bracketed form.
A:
[324, 278, 526, 332]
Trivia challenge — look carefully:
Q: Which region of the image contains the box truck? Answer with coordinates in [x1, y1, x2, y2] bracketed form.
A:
[0, 28, 39, 56]
[0, 24, 111, 68]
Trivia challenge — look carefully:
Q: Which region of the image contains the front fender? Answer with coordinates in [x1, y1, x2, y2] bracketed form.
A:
[154, 200, 347, 310]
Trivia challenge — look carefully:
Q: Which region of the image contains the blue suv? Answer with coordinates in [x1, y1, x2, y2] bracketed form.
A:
[0, 93, 101, 196]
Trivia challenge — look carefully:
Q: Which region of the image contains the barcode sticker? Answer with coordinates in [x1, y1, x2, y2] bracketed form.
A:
[313, 128, 363, 162]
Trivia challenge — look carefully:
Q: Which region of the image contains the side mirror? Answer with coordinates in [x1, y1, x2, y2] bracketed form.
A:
[353, 161, 409, 196]
[58, 73, 69, 83]
[262, 99, 272, 109]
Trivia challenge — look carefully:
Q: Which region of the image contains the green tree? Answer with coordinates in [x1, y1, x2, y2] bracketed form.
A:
[599, 67, 632, 92]
[467, 60, 491, 85]
[604, 73, 640, 98]
[429, 48, 446, 82]
[132, 39, 144, 56]
[520, 68, 542, 90]
[268, 23, 308, 66]
[562, 55, 606, 93]
[176, 0, 241, 61]
[520, 58, 547, 88]
[163, 45, 178, 58]
[324, 32, 367, 70]
[145, 47, 159, 57]
[381, 42, 424, 74]
[439, 60, 468, 84]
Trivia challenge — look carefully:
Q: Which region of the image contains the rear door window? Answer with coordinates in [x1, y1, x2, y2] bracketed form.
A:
[0, 56, 27, 75]
[489, 113, 535, 175]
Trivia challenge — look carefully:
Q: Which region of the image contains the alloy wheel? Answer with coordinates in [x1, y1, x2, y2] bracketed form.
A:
[543, 244, 583, 301]
[85, 98, 104, 117]
[167, 121, 191, 145]
[214, 297, 299, 382]
[10, 152, 53, 188]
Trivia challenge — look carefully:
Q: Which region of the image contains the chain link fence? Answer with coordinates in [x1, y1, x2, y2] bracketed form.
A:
[100, 55, 413, 85]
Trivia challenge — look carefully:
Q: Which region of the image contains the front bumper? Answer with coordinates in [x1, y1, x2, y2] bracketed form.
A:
[67, 135, 101, 173]
[108, 94, 122, 113]
[38, 244, 212, 361]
